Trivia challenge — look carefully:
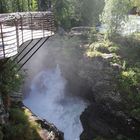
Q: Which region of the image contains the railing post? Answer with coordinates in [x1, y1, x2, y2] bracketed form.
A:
[15, 18, 19, 52]
[42, 14, 45, 37]
[0, 11, 55, 60]
[0, 23, 5, 58]
[30, 13, 33, 39]
[50, 13, 53, 35]
[20, 15, 24, 44]
[48, 14, 52, 35]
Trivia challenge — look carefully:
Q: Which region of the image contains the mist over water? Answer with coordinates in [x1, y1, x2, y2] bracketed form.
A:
[23, 65, 87, 140]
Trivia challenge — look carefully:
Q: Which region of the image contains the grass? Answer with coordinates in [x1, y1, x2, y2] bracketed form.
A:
[1, 107, 42, 140]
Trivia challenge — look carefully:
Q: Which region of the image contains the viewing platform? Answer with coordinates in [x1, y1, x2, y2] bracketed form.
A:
[0, 12, 55, 59]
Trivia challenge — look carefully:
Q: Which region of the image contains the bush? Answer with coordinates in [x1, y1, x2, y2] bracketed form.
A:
[2, 123, 34, 140]
[0, 59, 24, 97]
[9, 108, 28, 124]
[2, 108, 42, 140]
[119, 68, 140, 93]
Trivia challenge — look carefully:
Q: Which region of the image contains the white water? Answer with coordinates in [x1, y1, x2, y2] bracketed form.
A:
[23, 65, 87, 140]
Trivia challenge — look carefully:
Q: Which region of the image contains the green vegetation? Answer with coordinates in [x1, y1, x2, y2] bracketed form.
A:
[74, 0, 105, 26]
[0, 60, 24, 111]
[114, 37, 140, 119]
[0, 0, 105, 30]
[1, 107, 42, 140]
[0, 0, 38, 13]
[101, 0, 131, 35]
[0, 60, 35, 139]
[101, 0, 140, 36]
[0, 60, 24, 96]
[73, 29, 139, 139]
[52, 0, 73, 29]
[130, 0, 140, 8]
[52, 0, 104, 29]
[86, 34, 140, 120]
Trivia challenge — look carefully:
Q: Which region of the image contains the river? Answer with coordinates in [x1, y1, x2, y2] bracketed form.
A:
[23, 65, 87, 140]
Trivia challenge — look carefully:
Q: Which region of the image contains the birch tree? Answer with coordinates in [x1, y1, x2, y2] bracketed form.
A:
[101, 0, 131, 34]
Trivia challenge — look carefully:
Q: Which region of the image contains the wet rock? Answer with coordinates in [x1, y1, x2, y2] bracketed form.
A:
[80, 103, 140, 140]
[21, 104, 64, 140]
[37, 119, 64, 140]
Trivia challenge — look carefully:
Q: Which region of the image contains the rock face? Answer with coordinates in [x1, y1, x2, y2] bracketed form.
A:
[79, 56, 122, 102]
[21, 104, 64, 140]
[80, 103, 140, 140]
[78, 56, 140, 140]
[78, 56, 140, 139]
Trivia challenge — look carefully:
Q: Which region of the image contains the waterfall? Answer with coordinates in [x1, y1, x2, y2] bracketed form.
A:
[23, 65, 87, 140]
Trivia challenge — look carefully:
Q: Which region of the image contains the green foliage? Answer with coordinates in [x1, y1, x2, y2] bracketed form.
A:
[0, 0, 105, 30]
[0, 0, 38, 13]
[9, 108, 28, 124]
[31, 0, 38, 11]
[80, 0, 105, 26]
[52, 0, 72, 29]
[85, 41, 113, 58]
[10, 0, 28, 12]
[86, 49, 103, 58]
[130, 0, 140, 8]
[119, 68, 140, 93]
[0, 0, 10, 13]
[108, 36, 140, 120]
[85, 35, 140, 122]
[52, 0, 105, 29]
[101, 0, 131, 35]
[2, 108, 42, 140]
[0, 60, 24, 97]
[71, 0, 105, 26]
[112, 36, 140, 67]
[88, 27, 98, 44]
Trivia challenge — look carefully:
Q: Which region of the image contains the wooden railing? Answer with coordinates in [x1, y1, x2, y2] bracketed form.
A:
[0, 12, 55, 59]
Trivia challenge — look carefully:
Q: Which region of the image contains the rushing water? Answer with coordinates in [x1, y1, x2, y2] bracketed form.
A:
[23, 65, 87, 140]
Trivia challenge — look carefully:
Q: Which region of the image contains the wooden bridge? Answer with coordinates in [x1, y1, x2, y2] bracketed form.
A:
[0, 11, 55, 60]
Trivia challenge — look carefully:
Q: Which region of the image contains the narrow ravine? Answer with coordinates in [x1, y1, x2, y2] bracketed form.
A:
[23, 65, 87, 140]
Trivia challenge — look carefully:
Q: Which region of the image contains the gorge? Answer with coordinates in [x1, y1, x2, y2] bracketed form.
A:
[21, 35, 140, 140]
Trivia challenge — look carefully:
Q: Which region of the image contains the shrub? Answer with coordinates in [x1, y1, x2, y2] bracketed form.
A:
[2, 108, 42, 140]
[9, 108, 28, 124]
[119, 68, 140, 93]
[0, 59, 24, 97]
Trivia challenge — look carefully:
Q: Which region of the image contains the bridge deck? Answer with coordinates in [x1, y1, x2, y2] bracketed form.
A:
[0, 12, 55, 59]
